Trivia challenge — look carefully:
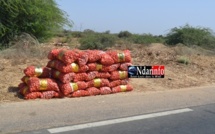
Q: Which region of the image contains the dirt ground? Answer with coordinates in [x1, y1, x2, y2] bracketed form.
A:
[0, 42, 215, 103]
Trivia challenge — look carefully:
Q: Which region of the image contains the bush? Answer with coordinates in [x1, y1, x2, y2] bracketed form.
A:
[130, 34, 165, 44]
[176, 56, 189, 65]
[118, 31, 132, 38]
[79, 34, 116, 50]
[165, 24, 215, 49]
[71, 31, 83, 38]
[0, 0, 72, 48]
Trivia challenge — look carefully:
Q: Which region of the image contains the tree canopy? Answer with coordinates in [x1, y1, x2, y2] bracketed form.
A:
[165, 24, 215, 49]
[0, 0, 72, 47]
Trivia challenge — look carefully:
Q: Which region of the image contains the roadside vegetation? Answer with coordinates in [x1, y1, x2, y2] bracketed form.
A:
[0, 0, 215, 53]
[0, 0, 72, 49]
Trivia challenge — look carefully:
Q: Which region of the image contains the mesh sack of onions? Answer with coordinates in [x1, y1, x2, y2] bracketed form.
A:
[107, 50, 131, 63]
[71, 90, 90, 97]
[51, 69, 75, 83]
[59, 81, 88, 96]
[109, 79, 129, 88]
[24, 66, 51, 78]
[86, 71, 98, 81]
[100, 87, 112, 95]
[112, 84, 133, 93]
[100, 53, 115, 65]
[19, 83, 30, 95]
[87, 87, 101, 96]
[48, 49, 80, 65]
[24, 92, 42, 99]
[73, 73, 88, 82]
[18, 83, 27, 91]
[96, 72, 111, 79]
[119, 62, 132, 71]
[19, 84, 42, 99]
[87, 63, 103, 71]
[21, 76, 30, 84]
[27, 77, 59, 92]
[19, 83, 62, 99]
[102, 63, 120, 72]
[47, 60, 61, 70]
[48, 48, 62, 60]
[87, 63, 120, 72]
[47, 60, 89, 73]
[109, 71, 128, 80]
[41, 91, 62, 99]
[76, 50, 89, 66]
[87, 78, 110, 88]
[86, 50, 105, 63]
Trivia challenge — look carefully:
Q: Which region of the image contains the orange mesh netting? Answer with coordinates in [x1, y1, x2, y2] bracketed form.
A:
[112, 84, 133, 93]
[96, 72, 111, 79]
[21, 76, 30, 84]
[48, 49, 80, 65]
[48, 49, 62, 60]
[119, 62, 132, 71]
[27, 77, 59, 92]
[72, 90, 90, 97]
[100, 87, 112, 95]
[102, 63, 120, 72]
[87, 78, 110, 88]
[87, 63, 120, 72]
[87, 63, 103, 71]
[109, 79, 129, 88]
[41, 91, 62, 99]
[76, 50, 89, 66]
[107, 50, 131, 63]
[87, 87, 101, 96]
[47, 60, 89, 73]
[109, 71, 128, 80]
[24, 66, 51, 78]
[86, 50, 105, 63]
[19, 83, 61, 99]
[73, 73, 88, 82]
[100, 53, 115, 65]
[19, 84, 42, 99]
[51, 69, 75, 83]
[59, 81, 88, 96]
[18, 83, 28, 93]
[86, 71, 98, 81]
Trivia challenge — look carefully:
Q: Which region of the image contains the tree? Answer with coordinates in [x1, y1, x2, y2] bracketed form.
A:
[118, 31, 132, 38]
[0, 0, 72, 47]
[165, 24, 215, 49]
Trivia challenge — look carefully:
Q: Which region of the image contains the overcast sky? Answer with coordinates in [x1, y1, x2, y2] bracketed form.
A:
[56, 0, 215, 35]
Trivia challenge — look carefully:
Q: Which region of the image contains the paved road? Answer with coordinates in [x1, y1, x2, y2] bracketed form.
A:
[20, 103, 215, 134]
[0, 85, 215, 134]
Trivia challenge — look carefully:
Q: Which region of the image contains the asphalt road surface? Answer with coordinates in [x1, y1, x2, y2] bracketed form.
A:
[1, 85, 215, 134]
[17, 104, 215, 134]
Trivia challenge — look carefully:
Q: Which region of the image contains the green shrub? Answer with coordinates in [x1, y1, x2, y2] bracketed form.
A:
[165, 24, 215, 49]
[130, 34, 165, 44]
[71, 31, 83, 38]
[0, 0, 72, 47]
[79, 34, 116, 50]
[118, 31, 132, 38]
[177, 56, 189, 65]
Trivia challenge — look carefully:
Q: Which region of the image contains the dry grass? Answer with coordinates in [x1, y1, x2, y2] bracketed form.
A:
[173, 43, 215, 56]
[0, 33, 53, 65]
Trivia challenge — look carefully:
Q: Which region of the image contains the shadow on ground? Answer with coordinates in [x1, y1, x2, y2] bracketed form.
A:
[8, 86, 24, 99]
